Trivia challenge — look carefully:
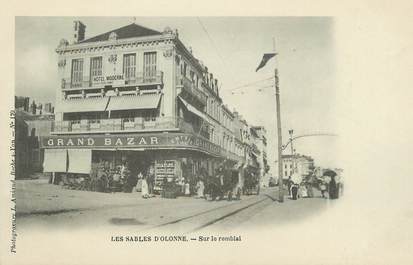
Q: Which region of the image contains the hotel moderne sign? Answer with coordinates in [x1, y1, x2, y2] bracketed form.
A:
[40, 133, 222, 156]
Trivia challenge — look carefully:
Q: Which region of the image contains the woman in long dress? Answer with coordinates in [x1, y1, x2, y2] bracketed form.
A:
[196, 179, 205, 198]
[184, 182, 191, 196]
[141, 176, 149, 199]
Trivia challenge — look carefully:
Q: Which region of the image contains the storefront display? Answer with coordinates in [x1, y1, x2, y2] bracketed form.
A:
[154, 160, 179, 192]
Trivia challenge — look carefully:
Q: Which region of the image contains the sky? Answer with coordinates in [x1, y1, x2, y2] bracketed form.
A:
[15, 17, 338, 173]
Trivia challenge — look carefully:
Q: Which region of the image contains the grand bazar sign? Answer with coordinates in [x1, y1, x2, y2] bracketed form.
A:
[40, 133, 222, 156]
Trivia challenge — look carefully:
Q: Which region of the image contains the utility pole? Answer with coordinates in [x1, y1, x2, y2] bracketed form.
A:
[275, 68, 284, 202]
[272, 37, 284, 203]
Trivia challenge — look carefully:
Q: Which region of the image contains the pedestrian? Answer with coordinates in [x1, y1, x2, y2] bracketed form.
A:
[184, 181, 190, 196]
[141, 175, 149, 199]
[300, 185, 308, 198]
[290, 172, 301, 200]
[306, 175, 314, 198]
[287, 176, 292, 197]
[329, 175, 338, 199]
[291, 183, 299, 200]
[147, 165, 155, 196]
[196, 179, 205, 198]
[236, 187, 242, 200]
[319, 176, 329, 198]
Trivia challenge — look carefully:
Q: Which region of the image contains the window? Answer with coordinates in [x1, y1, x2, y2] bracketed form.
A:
[285, 171, 288, 176]
[183, 62, 187, 77]
[143, 110, 157, 122]
[90, 57, 102, 81]
[123, 54, 136, 80]
[71, 59, 84, 87]
[143, 52, 157, 79]
[190, 71, 195, 82]
[285, 164, 287, 169]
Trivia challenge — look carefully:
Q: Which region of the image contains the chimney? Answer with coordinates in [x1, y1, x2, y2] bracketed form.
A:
[73, 21, 86, 44]
[30, 101, 36, 115]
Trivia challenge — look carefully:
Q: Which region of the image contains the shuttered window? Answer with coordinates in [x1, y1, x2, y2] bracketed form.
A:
[143, 52, 157, 79]
[90, 57, 102, 80]
[123, 53, 136, 80]
[71, 59, 83, 87]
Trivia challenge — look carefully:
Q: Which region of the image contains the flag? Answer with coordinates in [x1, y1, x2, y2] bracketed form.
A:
[255, 53, 277, 72]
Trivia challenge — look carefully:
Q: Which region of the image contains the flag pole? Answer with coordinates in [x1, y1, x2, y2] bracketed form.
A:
[273, 38, 284, 203]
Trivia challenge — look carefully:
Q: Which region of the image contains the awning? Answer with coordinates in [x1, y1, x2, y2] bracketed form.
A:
[67, 149, 92, 174]
[107, 94, 161, 111]
[43, 149, 67, 172]
[178, 96, 212, 123]
[58, 97, 109, 113]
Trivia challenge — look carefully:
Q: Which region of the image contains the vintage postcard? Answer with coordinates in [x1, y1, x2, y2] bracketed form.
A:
[1, 2, 412, 265]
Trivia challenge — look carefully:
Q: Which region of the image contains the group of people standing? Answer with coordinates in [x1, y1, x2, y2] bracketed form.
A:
[286, 171, 343, 200]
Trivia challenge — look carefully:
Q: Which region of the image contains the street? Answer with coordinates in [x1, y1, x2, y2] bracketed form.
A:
[16, 178, 330, 234]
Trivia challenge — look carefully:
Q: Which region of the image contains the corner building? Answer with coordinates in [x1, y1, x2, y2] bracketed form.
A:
[41, 21, 250, 191]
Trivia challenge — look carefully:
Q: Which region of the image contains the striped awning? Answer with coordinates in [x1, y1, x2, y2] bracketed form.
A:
[58, 97, 109, 113]
[106, 94, 161, 111]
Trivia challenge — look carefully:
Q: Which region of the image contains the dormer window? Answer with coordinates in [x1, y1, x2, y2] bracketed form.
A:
[109, 32, 118, 41]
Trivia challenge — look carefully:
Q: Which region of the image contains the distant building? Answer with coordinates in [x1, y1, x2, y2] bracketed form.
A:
[15, 96, 30, 112]
[15, 109, 54, 178]
[251, 126, 268, 172]
[281, 154, 314, 180]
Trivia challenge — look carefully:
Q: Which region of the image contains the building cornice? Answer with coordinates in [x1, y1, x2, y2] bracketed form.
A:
[56, 33, 176, 55]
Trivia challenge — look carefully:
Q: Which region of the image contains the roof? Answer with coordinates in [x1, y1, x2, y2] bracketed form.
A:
[80, 23, 162, 44]
[15, 109, 55, 121]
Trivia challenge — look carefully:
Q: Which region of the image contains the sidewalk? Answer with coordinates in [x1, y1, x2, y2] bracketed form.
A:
[16, 178, 188, 216]
[16, 178, 264, 217]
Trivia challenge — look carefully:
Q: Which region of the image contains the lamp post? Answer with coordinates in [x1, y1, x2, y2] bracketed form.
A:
[288, 129, 294, 175]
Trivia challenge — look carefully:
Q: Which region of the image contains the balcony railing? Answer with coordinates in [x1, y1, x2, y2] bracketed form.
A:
[52, 116, 204, 135]
[251, 143, 261, 155]
[61, 71, 163, 90]
[178, 76, 207, 106]
[128, 71, 163, 85]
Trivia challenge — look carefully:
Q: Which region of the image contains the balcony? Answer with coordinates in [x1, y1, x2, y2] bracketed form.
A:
[61, 71, 163, 90]
[126, 71, 163, 86]
[251, 143, 261, 155]
[52, 116, 206, 136]
[178, 76, 207, 106]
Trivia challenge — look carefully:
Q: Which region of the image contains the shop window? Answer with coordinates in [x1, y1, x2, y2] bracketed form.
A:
[143, 110, 157, 122]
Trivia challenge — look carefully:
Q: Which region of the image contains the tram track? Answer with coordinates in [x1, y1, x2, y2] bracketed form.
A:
[143, 193, 275, 233]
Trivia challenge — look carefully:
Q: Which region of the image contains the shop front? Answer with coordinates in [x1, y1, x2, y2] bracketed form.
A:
[40, 133, 238, 195]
